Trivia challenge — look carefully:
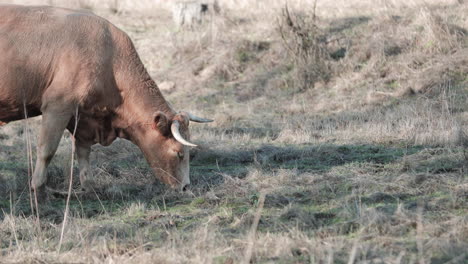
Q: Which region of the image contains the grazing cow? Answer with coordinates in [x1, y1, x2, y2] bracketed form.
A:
[0, 5, 212, 195]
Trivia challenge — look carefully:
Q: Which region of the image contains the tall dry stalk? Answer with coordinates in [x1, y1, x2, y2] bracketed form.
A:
[22, 101, 42, 230]
[416, 205, 425, 264]
[242, 191, 266, 264]
[58, 106, 79, 252]
[22, 102, 33, 213]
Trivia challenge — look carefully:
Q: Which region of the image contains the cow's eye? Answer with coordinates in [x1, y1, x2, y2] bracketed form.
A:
[177, 152, 184, 160]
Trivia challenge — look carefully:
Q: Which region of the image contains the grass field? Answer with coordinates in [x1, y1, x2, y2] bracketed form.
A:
[0, 0, 467, 263]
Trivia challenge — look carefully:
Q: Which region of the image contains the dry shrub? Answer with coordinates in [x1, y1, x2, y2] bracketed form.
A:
[411, 7, 466, 55]
[408, 49, 468, 94]
[330, 4, 467, 106]
[278, 4, 330, 91]
[401, 7, 467, 93]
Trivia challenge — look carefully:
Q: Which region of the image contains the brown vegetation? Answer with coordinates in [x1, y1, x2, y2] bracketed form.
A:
[0, 0, 467, 263]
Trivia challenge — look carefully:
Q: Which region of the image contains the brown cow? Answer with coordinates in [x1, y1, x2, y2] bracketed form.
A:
[0, 5, 212, 195]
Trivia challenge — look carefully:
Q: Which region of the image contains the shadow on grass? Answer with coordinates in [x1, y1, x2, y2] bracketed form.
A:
[1, 143, 465, 253]
[0, 142, 426, 220]
[190, 143, 425, 185]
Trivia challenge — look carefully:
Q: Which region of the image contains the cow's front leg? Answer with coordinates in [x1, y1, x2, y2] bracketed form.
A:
[31, 110, 73, 197]
[76, 142, 93, 191]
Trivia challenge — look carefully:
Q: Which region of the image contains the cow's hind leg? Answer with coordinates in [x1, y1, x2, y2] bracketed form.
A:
[31, 109, 73, 196]
[76, 142, 93, 192]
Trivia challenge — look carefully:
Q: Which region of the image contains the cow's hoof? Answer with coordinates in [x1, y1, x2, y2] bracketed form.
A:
[32, 185, 51, 207]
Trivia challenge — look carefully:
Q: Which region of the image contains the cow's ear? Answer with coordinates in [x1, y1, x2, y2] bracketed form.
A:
[152, 111, 169, 135]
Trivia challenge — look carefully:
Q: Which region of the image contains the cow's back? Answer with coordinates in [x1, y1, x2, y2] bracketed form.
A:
[0, 5, 121, 122]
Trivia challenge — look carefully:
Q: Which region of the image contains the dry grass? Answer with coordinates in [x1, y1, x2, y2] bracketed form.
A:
[1, 0, 468, 263]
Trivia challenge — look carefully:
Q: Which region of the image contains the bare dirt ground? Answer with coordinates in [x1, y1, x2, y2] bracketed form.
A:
[0, 0, 467, 263]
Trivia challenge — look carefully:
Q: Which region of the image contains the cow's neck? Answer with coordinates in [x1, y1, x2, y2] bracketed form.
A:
[113, 51, 176, 127]
[117, 78, 175, 128]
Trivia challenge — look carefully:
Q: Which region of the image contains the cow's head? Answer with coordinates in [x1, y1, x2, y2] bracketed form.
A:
[131, 111, 212, 191]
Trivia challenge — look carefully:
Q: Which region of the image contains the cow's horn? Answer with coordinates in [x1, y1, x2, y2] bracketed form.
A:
[187, 112, 213, 123]
[171, 120, 197, 147]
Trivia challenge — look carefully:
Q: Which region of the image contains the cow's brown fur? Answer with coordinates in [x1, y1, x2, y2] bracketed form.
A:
[0, 5, 197, 194]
